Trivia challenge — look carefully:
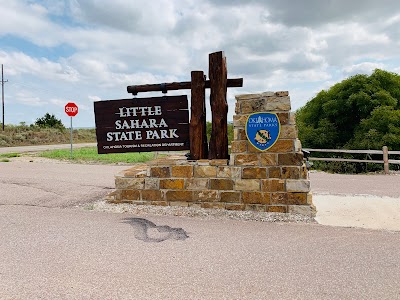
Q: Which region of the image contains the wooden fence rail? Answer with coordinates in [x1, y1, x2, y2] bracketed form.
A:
[302, 146, 400, 174]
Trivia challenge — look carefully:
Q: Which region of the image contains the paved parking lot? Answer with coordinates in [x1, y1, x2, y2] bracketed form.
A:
[0, 155, 399, 299]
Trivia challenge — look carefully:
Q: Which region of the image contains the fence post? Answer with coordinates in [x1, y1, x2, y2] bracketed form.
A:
[383, 146, 389, 175]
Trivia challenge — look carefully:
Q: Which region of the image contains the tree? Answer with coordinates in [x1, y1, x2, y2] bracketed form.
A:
[297, 69, 400, 151]
[35, 113, 65, 129]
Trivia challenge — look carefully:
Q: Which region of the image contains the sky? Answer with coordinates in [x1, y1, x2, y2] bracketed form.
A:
[1, 0, 400, 128]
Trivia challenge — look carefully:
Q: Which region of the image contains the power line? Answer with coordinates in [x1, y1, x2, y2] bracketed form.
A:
[1, 64, 8, 131]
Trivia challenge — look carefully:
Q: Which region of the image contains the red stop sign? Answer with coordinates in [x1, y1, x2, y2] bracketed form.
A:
[65, 102, 78, 117]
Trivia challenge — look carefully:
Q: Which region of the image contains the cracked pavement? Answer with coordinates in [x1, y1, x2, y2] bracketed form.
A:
[0, 158, 128, 208]
[1, 156, 400, 299]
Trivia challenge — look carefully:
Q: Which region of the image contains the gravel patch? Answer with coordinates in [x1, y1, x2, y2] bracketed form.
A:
[82, 200, 316, 224]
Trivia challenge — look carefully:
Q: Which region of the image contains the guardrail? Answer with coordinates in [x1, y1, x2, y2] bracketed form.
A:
[302, 146, 400, 175]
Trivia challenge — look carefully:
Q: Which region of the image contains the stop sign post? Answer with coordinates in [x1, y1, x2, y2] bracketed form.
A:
[65, 102, 78, 158]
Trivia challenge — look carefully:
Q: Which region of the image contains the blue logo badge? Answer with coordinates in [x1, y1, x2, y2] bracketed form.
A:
[245, 113, 281, 151]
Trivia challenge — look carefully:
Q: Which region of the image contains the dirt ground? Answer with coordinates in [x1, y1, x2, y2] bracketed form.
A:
[310, 171, 400, 231]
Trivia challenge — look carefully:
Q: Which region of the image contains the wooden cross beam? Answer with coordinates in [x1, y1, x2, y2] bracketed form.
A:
[126, 51, 243, 160]
[127, 78, 242, 95]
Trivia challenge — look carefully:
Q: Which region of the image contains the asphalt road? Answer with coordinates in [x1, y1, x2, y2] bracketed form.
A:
[0, 155, 400, 299]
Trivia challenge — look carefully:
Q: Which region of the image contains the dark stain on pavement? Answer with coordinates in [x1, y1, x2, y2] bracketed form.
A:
[122, 218, 189, 243]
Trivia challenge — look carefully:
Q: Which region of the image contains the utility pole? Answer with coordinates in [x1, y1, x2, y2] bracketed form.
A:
[1, 64, 8, 131]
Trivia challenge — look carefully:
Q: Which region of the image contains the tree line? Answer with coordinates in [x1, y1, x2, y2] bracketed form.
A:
[296, 69, 400, 172]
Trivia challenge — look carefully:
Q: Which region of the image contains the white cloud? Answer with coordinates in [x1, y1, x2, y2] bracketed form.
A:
[49, 98, 66, 107]
[14, 91, 47, 106]
[88, 95, 101, 102]
[0, 51, 79, 82]
[343, 62, 386, 76]
[0, 0, 400, 127]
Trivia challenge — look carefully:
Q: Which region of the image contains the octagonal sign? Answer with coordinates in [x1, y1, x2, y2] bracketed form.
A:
[65, 102, 78, 117]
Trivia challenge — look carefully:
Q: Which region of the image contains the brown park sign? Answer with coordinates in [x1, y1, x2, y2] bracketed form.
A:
[94, 96, 189, 154]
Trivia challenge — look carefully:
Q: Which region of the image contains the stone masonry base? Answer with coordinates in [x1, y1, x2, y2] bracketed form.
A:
[108, 91, 315, 217]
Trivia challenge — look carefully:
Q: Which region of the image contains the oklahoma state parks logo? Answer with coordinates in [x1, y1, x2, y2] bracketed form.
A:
[245, 113, 281, 151]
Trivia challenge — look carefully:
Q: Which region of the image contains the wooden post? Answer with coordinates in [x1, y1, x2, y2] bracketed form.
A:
[208, 51, 228, 159]
[383, 146, 389, 174]
[190, 71, 208, 159]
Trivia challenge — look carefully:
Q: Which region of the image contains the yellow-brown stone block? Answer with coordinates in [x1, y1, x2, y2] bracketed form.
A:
[160, 179, 185, 190]
[165, 190, 193, 201]
[209, 159, 229, 166]
[278, 153, 304, 166]
[233, 114, 248, 127]
[220, 191, 241, 203]
[264, 96, 291, 111]
[271, 193, 288, 205]
[240, 99, 266, 114]
[120, 190, 141, 200]
[171, 165, 193, 178]
[231, 141, 247, 153]
[225, 203, 246, 210]
[276, 112, 289, 125]
[217, 166, 241, 178]
[242, 167, 267, 179]
[121, 165, 147, 178]
[280, 125, 297, 139]
[194, 166, 217, 178]
[288, 205, 315, 217]
[267, 205, 288, 213]
[261, 179, 285, 192]
[289, 113, 296, 125]
[150, 201, 168, 206]
[210, 179, 234, 190]
[245, 204, 266, 212]
[235, 102, 241, 114]
[307, 193, 313, 205]
[194, 190, 219, 202]
[235, 179, 260, 191]
[301, 166, 308, 179]
[150, 166, 171, 178]
[286, 179, 310, 192]
[260, 153, 277, 166]
[234, 154, 259, 166]
[242, 191, 269, 204]
[188, 203, 202, 209]
[234, 128, 247, 140]
[275, 91, 289, 96]
[268, 167, 281, 178]
[236, 93, 270, 101]
[141, 190, 162, 201]
[287, 193, 308, 205]
[268, 139, 294, 153]
[115, 178, 145, 189]
[281, 166, 300, 179]
[145, 178, 159, 190]
[186, 178, 209, 190]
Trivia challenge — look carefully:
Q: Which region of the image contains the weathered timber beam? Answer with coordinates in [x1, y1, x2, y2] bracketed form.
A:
[208, 51, 228, 159]
[189, 71, 208, 160]
[127, 78, 243, 95]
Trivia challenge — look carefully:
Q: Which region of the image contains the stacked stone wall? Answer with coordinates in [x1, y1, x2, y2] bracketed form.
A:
[110, 91, 315, 216]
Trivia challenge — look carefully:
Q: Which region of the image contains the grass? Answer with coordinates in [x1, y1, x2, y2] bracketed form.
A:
[0, 124, 96, 147]
[0, 153, 20, 158]
[38, 147, 155, 164]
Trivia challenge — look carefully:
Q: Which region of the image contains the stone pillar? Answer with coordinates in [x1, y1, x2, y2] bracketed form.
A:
[231, 91, 314, 215]
[109, 91, 315, 217]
